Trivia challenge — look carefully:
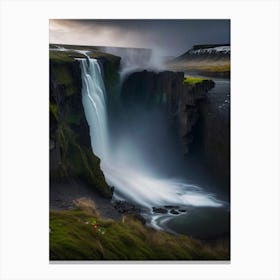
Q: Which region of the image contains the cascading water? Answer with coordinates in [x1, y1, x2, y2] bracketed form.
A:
[80, 59, 109, 160]
[80, 57, 225, 232]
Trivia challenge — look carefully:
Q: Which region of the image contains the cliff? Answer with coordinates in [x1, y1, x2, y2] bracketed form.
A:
[199, 91, 230, 184]
[121, 70, 215, 154]
[49, 49, 120, 198]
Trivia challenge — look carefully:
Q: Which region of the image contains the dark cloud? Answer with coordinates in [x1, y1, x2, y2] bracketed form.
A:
[50, 19, 230, 56]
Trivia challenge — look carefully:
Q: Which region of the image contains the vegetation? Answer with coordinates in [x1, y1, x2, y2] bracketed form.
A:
[50, 199, 230, 260]
[183, 76, 208, 85]
[49, 46, 229, 261]
[49, 102, 59, 120]
[50, 49, 120, 64]
[200, 64, 230, 72]
[168, 61, 230, 74]
[52, 119, 112, 198]
[50, 55, 113, 198]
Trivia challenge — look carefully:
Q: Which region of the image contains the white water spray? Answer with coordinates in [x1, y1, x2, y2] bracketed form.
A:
[80, 59, 109, 160]
[101, 47, 165, 80]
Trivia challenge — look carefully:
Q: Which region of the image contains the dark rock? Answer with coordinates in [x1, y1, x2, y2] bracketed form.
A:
[178, 209, 187, 213]
[121, 70, 215, 155]
[110, 186, 115, 195]
[113, 200, 141, 214]
[170, 209, 180, 215]
[164, 205, 179, 209]
[198, 82, 230, 185]
[49, 56, 115, 198]
[152, 207, 168, 214]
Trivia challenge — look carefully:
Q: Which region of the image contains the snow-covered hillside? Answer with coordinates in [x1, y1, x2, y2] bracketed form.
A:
[188, 45, 230, 55]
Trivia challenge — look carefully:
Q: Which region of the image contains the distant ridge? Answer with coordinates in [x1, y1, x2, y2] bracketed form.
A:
[167, 44, 230, 78]
[177, 44, 230, 59]
[192, 44, 230, 50]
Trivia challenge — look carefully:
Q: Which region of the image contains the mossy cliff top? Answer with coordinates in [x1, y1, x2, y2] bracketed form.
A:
[49, 45, 121, 105]
[183, 76, 209, 85]
[49, 44, 121, 64]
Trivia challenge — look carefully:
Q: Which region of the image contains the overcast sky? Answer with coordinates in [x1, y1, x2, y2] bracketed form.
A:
[50, 19, 230, 56]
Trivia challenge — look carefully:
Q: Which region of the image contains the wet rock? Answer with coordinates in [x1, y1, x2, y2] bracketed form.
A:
[110, 186, 115, 195]
[164, 205, 179, 209]
[152, 207, 168, 214]
[170, 209, 180, 215]
[113, 200, 140, 214]
[178, 209, 187, 213]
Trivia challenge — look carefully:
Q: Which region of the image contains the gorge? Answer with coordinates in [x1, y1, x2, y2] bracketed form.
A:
[49, 44, 230, 260]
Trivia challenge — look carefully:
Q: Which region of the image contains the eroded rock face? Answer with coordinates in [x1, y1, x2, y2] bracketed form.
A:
[49, 57, 118, 198]
[199, 87, 230, 183]
[113, 200, 141, 214]
[121, 70, 215, 154]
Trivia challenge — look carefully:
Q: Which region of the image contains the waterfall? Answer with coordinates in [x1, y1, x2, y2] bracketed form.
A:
[80, 58, 109, 160]
[79, 57, 225, 230]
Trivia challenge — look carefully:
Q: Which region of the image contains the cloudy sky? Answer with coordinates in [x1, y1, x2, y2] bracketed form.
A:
[50, 19, 230, 56]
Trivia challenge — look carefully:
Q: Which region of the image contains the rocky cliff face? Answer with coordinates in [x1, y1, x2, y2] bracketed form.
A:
[49, 50, 120, 198]
[199, 86, 230, 184]
[121, 70, 215, 154]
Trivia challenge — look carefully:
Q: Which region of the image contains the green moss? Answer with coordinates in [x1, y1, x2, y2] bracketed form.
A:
[50, 48, 120, 65]
[167, 59, 230, 73]
[52, 124, 70, 179]
[54, 123, 111, 198]
[53, 64, 73, 86]
[50, 102, 58, 120]
[200, 64, 230, 72]
[50, 50, 86, 63]
[52, 62, 79, 97]
[183, 76, 208, 85]
[83, 148, 112, 198]
[64, 106, 82, 125]
[88, 51, 120, 63]
[50, 208, 230, 260]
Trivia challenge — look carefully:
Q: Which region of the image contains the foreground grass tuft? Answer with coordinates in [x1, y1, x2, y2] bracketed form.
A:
[50, 201, 229, 261]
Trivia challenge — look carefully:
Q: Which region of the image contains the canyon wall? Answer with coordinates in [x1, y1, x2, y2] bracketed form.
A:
[121, 70, 229, 186]
[121, 70, 215, 154]
[49, 50, 120, 198]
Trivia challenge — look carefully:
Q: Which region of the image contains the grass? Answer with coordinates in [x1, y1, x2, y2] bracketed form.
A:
[50, 49, 120, 64]
[50, 102, 58, 120]
[52, 121, 112, 198]
[183, 76, 208, 85]
[50, 199, 230, 261]
[198, 64, 230, 72]
[168, 61, 230, 73]
[49, 50, 84, 63]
